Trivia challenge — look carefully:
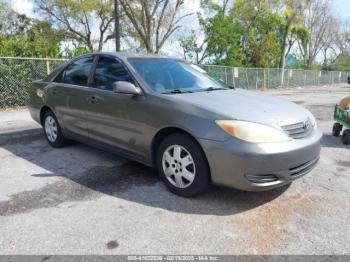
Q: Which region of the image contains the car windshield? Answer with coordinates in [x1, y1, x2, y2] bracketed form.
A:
[128, 58, 227, 93]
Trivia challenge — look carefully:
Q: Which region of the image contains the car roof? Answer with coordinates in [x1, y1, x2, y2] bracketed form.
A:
[85, 52, 182, 61]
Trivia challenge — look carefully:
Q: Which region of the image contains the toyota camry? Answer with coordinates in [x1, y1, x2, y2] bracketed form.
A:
[28, 53, 322, 197]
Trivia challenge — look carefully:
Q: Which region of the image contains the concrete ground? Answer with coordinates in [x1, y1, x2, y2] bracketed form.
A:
[0, 85, 349, 255]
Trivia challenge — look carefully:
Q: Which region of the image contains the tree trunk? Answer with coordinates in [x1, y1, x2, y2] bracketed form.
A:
[98, 33, 104, 51]
[280, 53, 286, 88]
[86, 40, 94, 52]
[323, 48, 328, 70]
[279, 24, 289, 87]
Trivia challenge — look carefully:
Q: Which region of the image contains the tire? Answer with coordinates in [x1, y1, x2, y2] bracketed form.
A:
[156, 133, 211, 197]
[43, 110, 67, 148]
[332, 123, 343, 137]
[342, 130, 350, 145]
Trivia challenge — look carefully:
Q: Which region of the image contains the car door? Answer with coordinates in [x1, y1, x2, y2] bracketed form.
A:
[48, 55, 96, 137]
[85, 55, 147, 157]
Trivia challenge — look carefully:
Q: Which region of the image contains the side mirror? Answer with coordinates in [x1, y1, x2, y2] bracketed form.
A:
[112, 81, 142, 95]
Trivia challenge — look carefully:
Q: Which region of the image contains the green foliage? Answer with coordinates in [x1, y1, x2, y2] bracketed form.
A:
[190, 0, 310, 69]
[0, 3, 66, 107]
[331, 53, 350, 72]
[244, 10, 283, 67]
[179, 31, 203, 63]
[204, 12, 245, 66]
[0, 2, 63, 58]
[64, 44, 90, 58]
[198, 0, 285, 67]
[291, 25, 309, 44]
[0, 28, 62, 58]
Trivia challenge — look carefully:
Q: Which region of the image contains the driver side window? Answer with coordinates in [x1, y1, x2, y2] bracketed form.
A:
[92, 56, 134, 91]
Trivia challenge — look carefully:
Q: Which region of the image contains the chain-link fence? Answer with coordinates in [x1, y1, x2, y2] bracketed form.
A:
[0, 57, 349, 108]
[0, 57, 68, 108]
[201, 65, 349, 89]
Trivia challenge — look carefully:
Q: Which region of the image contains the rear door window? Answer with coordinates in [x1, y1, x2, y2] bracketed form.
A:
[55, 56, 94, 86]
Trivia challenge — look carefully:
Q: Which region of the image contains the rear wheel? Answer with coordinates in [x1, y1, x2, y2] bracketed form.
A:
[332, 123, 343, 137]
[342, 129, 350, 145]
[43, 110, 67, 148]
[156, 133, 211, 197]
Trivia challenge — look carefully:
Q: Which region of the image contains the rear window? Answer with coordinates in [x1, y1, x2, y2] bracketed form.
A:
[54, 56, 94, 86]
[43, 61, 69, 82]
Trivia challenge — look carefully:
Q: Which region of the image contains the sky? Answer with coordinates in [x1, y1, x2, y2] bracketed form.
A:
[8, 0, 350, 19]
[9, 0, 33, 16]
[332, 0, 350, 19]
[4, 0, 350, 57]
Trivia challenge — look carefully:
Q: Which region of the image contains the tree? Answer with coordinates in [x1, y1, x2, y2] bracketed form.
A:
[200, 0, 233, 15]
[34, 0, 115, 51]
[193, 0, 245, 66]
[323, 19, 350, 70]
[0, 2, 32, 35]
[196, 0, 288, 67]
[178, 0, 234, 64]
[0, 3, 62, 58]
[320, 15, 339, 70]
[331, 52, 350, 72]
[277, 0, 308, 86]
[239, 3, 284, 67]
[298, 0, 335, 69]
[179, 29, 209, 64]
[0, 21, 63, 58]
[118, 0, 193, 53]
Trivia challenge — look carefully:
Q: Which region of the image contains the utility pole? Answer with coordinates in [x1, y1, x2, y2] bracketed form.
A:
[114, 0, 121, 51]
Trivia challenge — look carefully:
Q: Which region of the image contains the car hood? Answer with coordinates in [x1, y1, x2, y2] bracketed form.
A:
[170, 89, 312, 129]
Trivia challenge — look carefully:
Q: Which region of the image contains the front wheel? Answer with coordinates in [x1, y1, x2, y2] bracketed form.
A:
[43, 110, 67, 148]
[156, 133, 211, 197]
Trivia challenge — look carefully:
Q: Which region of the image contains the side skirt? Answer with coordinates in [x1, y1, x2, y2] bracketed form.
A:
[63, 131, 155, 168]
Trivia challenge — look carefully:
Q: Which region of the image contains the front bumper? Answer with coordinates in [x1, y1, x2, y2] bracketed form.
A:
[199, 128, 322, 191]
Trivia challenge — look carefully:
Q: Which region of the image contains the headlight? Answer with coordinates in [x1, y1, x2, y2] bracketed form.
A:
[308, 113, 317, 128]
[215, 120, 291, 143]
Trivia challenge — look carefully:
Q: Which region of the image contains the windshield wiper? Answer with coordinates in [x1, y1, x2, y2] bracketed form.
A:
[162, 89, 193, 94]
[203, 86, 229, 92]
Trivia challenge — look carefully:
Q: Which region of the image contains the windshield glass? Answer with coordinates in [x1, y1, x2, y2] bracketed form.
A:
[128, 58, 226, 93]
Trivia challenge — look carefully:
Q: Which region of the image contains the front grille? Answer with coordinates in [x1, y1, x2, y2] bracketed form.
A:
[281, 118, 313, 139]
[289, 157, 319, 177]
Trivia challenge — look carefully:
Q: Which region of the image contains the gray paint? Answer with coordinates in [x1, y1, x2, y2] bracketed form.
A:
[28, 53, 322, 191]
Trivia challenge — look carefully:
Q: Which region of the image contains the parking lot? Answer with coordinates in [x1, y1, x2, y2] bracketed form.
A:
[0, 85, 349, 255]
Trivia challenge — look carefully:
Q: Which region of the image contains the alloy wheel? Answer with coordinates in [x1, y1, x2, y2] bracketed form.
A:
[45, 115, 58, 142]
[162, 145, 196, 188]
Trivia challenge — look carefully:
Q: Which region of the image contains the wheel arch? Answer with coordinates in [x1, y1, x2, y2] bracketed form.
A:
[150, 127, 210, 173]
[39, 105, 55, 126]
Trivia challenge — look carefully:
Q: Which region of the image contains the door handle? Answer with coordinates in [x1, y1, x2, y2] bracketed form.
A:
[88, 95, 98, 104]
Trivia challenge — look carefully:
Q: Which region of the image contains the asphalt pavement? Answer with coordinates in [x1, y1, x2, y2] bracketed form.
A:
[0, 85, 349, 255]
